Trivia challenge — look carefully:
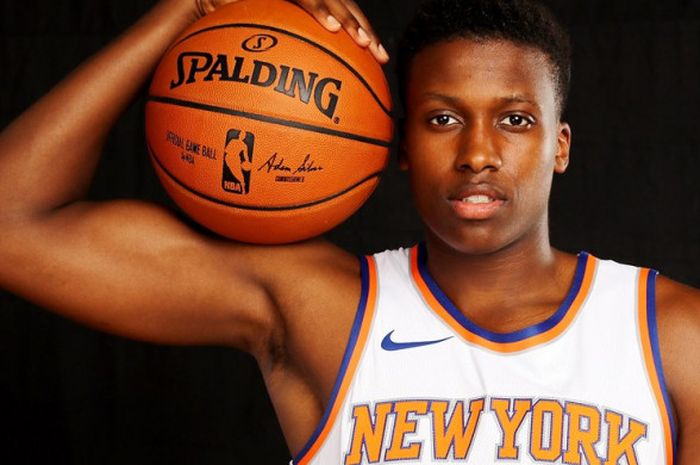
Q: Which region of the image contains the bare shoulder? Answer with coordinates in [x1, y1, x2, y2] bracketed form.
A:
[231, 238, 361, 316]
[230, 237, 363, 359]
[655, 275, 700, 456]
[655, 275, 700, 365]
[235, 237, 359, 286]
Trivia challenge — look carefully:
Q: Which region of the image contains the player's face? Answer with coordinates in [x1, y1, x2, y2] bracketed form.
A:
[402, 39, 571, 255]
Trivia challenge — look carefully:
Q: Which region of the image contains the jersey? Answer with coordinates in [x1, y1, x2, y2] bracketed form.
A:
[292, 244, 676, 465]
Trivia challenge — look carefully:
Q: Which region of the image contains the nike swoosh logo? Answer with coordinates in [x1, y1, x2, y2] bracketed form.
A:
[381, 330, 453, 351]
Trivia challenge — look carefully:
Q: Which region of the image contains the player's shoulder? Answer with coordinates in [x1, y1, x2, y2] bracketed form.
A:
[651, 274, 700, 358]
[217, 237, 361, 288]
[654, 275, 700, 357]
[210, 238, 362, 358]
[655, 274, 700, 329]
[653, 275, 700, 402]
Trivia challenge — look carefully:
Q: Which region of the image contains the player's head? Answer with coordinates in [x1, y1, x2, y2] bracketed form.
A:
[398, 0, 571, 118]
[397, 0, 573, 255]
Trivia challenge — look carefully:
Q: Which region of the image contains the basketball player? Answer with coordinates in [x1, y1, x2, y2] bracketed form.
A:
[1, 0, 698, 463]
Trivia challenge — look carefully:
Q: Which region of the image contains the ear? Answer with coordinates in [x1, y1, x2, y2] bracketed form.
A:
[554, 122, 571, 174]
[398, 117, 409, 171]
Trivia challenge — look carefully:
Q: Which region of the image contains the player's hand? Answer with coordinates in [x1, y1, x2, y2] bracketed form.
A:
[195, 0, 389, 64]
[293, 0, 389, 63]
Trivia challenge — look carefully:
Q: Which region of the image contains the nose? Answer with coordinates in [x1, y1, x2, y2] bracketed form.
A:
[454, 121, 502, 173]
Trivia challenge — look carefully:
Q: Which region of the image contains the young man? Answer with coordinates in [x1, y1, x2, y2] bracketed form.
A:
[1, 0, 698, 463]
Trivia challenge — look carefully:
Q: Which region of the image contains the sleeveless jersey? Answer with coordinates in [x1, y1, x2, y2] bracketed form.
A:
[293, 244, 676, 465]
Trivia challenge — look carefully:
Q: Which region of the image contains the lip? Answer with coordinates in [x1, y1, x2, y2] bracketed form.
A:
[448, 184, 508, 220]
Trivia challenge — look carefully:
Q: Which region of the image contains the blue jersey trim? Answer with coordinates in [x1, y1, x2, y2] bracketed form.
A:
[416, 242, 589, 344]
[292, 255, 371, 464]
[645, 270, 678, 458]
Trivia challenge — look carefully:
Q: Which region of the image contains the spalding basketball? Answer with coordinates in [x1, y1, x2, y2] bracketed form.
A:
[145, 0, 392, 244]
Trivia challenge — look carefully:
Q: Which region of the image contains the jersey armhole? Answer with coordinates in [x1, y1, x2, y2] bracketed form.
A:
[292, 255, 378, 465]
[638, 268, 677, 464]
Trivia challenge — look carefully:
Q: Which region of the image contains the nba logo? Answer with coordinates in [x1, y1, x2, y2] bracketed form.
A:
[222, 129, 255, 194]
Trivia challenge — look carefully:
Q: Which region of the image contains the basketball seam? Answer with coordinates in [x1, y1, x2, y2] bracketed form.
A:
[148, 144, 382, 211]
[167, 22, 392, 117]
[147, 96, 391, 148]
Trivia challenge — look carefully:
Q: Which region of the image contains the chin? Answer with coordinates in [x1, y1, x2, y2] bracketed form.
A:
[425, 222, 515, 256]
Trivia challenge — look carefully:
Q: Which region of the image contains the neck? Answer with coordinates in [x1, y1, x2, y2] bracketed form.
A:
[424, 227, 575, 331]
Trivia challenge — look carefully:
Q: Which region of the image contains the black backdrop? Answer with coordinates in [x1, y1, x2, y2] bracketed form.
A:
[1, 0, 699, 464]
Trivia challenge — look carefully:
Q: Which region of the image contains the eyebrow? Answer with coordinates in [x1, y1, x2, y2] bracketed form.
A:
[421, 92, 462, 106]
[499, 95, 539, 107]
[421, 92, 541, 111]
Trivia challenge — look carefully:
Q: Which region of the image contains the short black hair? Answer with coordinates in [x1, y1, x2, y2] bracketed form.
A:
[398, 0, 572, 116]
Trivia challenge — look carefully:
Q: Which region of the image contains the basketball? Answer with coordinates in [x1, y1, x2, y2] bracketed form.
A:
[145, 0, 392, 244]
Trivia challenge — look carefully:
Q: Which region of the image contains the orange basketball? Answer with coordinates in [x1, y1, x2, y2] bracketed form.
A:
[145, 0, 392, 244]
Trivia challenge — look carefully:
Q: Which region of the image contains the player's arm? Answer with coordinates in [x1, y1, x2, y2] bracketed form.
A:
[0, 0, 378, 350]
[656, 276, 700, 462]
[0, 0, 272, 350]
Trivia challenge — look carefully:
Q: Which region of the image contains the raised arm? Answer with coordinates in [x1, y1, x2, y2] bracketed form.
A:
[0, 0, 381, 352]
[0, 0, 273, 350]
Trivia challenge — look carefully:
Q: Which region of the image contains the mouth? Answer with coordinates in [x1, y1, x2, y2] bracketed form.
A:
[460, 194, 497, 204]
[448, 186, 507, 220]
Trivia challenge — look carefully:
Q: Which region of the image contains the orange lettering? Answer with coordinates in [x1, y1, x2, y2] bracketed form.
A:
[385, 401, 429, 461]
[563, 403, 602, 465]
[431, 399, 485, 460]
[604, 411, 647, 465]
[491, 398, 532, 459]
[530, 399, 564, 461]
[345, 402, 393, 465]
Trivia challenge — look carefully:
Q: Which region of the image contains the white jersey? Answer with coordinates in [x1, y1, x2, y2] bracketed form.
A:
[293, 244, 676, 465]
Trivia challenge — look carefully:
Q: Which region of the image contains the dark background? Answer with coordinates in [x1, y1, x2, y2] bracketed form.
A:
[1, 0, 699, 463]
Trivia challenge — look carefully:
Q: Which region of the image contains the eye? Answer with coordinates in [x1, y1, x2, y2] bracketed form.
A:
[428, 114, 459, 127]
[499, 114, 534, 129]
